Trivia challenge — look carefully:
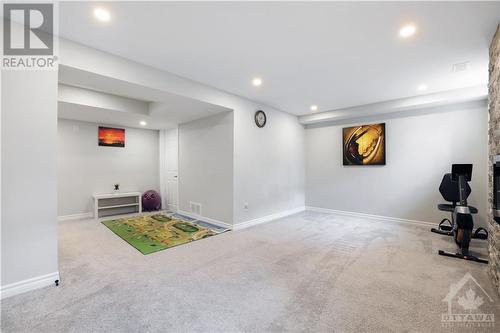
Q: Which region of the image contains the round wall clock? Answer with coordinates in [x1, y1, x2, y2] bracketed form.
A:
[255, 110, 267, 128]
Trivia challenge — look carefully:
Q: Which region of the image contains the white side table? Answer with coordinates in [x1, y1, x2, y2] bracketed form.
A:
[93, 192, 142, 219]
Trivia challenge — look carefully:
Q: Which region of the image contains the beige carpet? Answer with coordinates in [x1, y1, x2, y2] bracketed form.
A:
[1, 211, 498, 332]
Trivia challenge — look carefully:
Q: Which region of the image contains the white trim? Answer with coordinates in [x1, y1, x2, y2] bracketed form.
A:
[233, 206, 306, 231]
[305, 206, 435, 227]
[167, 204, 178, 212]
[58, 212, 93, 222]
[1, 272, 60, 299]
[159, 129, 168, 211]
[177, 210, 232, 230]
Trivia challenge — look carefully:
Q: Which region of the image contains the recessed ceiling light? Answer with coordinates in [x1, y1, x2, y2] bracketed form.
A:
[252, 78, 262, 86]
[399, 24, 416, 38]
[417, 84, 428, 91]
[310, 105, 318, 111]
[94, 8, 111, 22]
[139, 121, 147, 126]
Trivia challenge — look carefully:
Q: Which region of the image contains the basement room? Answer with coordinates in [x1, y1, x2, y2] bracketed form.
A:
[1, 1, 500, 332]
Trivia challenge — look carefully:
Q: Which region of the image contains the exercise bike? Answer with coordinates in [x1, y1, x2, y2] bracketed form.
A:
[431, 164, 488, 264]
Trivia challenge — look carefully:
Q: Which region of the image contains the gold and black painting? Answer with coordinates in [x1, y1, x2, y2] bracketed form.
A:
[342, 123, 385, 165]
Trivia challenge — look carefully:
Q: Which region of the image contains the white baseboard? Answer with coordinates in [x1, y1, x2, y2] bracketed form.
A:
[305, 206, 435, 227]
[167, 204, 178, 212]
[1, 271, 60, 299]
[233, 206, 306, 231]
[58, 212, 93, 222]
[177, 210, 232, 230]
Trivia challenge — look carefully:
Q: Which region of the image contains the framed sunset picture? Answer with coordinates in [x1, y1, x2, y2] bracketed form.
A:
[98, 126, 125, 147]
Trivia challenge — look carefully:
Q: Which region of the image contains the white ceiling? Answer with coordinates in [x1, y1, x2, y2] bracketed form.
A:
[58, 66, 232, 129]
[58, 1, 500, 116]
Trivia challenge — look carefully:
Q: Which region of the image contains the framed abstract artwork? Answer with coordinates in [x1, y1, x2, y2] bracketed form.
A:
[98, 126, 125, 147]
[342, 123, 385, 165]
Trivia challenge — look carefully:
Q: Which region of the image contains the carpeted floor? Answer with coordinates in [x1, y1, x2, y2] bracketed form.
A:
[1, 211, 498, 332]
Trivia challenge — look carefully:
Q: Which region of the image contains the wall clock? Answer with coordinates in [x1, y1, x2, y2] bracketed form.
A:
[255, 110, 267, 128]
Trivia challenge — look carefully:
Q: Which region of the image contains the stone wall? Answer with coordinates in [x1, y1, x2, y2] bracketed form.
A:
[488, 23, 500, 295]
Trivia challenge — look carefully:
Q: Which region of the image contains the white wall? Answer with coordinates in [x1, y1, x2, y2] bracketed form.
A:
[60, 39, 306, 225]
[305, 101, 489, 227]
[234, 109, 305, 223]
[178, 112, 234, 224]
[57, 119, 160, 216]
[1, 70, 59, 288]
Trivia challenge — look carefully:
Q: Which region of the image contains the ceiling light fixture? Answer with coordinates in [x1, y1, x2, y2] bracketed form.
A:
[140, 121, 147, 126]
[417, 84, 428, 91]
[94, 8, 111, 22]
[252, 78, 262, 87]
[399, 24, 416, 38]
[310, 105, 318, 111]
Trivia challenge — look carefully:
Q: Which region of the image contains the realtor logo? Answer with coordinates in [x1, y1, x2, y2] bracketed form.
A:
[441, 272, 495, 328]
[2, 2, 57, 69]
[3, 3, 53, 55]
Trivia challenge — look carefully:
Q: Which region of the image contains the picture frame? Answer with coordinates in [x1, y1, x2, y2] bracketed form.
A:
[342, 123, 385, 165]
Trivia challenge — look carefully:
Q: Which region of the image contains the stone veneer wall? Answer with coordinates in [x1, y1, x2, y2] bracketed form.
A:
[488, 23, 500, 294]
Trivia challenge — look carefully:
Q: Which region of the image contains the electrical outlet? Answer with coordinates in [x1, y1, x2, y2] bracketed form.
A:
[452, 61, 470, 73]
[244, 202, 249, 209]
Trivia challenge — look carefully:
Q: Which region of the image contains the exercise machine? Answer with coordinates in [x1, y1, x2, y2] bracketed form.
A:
[431, 164, 488, 264]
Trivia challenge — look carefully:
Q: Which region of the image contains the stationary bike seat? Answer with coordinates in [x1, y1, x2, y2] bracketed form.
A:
[437, 204, 478, 214]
